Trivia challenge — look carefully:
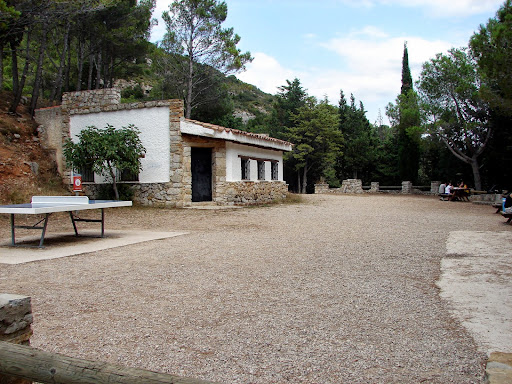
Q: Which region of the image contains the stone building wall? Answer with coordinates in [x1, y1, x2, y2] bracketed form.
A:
[36, 89, 288, 207]
[216, 181, 288, 205]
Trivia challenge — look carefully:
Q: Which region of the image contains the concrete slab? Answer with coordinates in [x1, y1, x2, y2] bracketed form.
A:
[0, 230, 188, 264]
[438, 231, 512, 384]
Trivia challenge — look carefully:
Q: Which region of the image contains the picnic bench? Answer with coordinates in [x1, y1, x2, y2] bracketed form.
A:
[501, 212, 512, 224]
[439, 188, 470, 201]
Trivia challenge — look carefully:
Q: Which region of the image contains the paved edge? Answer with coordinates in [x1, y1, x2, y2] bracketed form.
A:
[0, 230, 189, 264]
[486, 353, 512, 384]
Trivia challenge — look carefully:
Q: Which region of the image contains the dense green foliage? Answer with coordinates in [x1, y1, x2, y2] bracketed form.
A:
[63, 124, 146, 200]
[417, 48, 490, 190]
[0, 0, 155, 115]
[470, 0, 512, 189]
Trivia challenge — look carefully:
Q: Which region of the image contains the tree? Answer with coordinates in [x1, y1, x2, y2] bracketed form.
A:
[339, 92, 376, 181]
[285, 98, 343, 193]
[397, 42, 421, 183]
[275, 78, 308, 130]
[417, 48, 490, 190]
[470, 0, 512, 115]
[63, 124, 146, 200]
[470, 0, 512, 189]
[161, 0, 252, 118]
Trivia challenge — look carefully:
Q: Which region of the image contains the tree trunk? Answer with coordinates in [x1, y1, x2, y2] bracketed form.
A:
[76, 38, 86, 91]
[95, 50, 102, 89]
[108, 163, 119, 200]
[50, 22, 70, 102]
[9, 39, 20, 111]
[186, 55, 193, 119]
[30, 23, 49, 116]
[10, 30, 32, 114]
[301, 160, 308, 194]
[0, 44, 3, 91]
[87, 53, 94, 90]
[470, 156, 482, 191]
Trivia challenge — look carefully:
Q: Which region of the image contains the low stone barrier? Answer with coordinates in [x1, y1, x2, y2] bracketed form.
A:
[0, 293, 33, 384]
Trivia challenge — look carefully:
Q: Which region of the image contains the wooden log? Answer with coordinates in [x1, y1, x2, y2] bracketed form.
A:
[0, 341, 216, 384]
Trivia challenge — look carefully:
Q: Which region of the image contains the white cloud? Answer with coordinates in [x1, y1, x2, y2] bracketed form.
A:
[150, 0, 172, 43]
[338, 0, 502, 17]
[236, 52, 301, 95]
[237, 27, 456, 124]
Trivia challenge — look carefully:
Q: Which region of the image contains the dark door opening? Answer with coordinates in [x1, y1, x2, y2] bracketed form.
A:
[191, 147, 212, 202]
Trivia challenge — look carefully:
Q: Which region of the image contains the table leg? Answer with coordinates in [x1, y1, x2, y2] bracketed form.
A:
[101, 209, 104, 237]
[69, 212, 79, 236]
[38, 214, 50, 248]
[10, 214, 15, 246]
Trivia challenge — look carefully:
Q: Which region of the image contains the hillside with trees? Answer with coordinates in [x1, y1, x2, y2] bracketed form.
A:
[0, 0, 511, 197]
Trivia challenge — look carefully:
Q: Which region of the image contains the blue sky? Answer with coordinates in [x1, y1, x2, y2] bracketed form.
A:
[150, 0, 504, 124]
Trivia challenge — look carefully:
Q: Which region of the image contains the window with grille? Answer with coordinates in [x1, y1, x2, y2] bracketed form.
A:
[257, 160, 265, 180]
[241, 158, 250, 180]
[271, 162, 278, 180]
[79, 163, 94, 182]
[118, 168, 139, 182]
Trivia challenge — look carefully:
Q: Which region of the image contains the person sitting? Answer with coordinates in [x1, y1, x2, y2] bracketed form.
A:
[458, 180, 469, 201]
[439, 182, 446, 194]
[445, 182, 453, 201]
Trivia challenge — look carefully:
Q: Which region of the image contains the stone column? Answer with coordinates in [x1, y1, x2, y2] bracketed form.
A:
[0, 293, 33, 384]
[402, 181, 412, 194]
[431, 181, 440, 194]
[370, 182, 380, 193]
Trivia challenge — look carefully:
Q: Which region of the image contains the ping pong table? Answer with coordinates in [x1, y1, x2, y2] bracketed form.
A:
[0, 196, 132, 248]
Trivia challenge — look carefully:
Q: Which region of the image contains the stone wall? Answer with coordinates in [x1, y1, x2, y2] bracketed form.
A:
[341, 179, 363, 194]
[216, 181, 288, 205]
[34, 106, 63, 173]
[0, 294, 33, 384]
[314, 183, 329, 194]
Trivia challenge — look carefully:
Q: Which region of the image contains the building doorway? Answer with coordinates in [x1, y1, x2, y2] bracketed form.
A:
[191, 147, 212, 202]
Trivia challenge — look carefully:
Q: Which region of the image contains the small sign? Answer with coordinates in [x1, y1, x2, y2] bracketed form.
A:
[73, 175, 82, 192]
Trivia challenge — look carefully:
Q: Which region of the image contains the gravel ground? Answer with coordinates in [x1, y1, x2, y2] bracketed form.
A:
[0, 193, 504, 383]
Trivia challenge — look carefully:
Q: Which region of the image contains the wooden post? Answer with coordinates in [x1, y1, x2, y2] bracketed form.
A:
[0, 341, 217, 384]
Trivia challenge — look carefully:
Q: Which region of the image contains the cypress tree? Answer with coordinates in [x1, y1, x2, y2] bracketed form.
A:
[401, 42, 413, 95]
[397, 42, 421, 183]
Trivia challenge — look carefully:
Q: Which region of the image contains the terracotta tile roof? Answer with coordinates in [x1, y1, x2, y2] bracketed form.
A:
[184, 119, 293, 147]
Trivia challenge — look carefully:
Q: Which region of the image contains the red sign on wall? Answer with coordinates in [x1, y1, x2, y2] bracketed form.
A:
[73, 175, 82, 192]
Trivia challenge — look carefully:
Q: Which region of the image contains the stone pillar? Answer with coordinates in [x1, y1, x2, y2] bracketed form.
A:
[431, 181, 440, 194]
[370, 182, 380, 193]
[169, 100, 185, 207]
[402, 181, 412, 194]
[341, 179, 363, 194]
[314, 183, 329, 194]
[0, 293, 33, 384]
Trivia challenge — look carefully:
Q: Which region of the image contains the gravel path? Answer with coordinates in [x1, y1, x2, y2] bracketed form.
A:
[1, 194, 503, 383]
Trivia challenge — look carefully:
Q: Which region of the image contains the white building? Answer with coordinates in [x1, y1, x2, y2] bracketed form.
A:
[35, 89, 292, 206]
